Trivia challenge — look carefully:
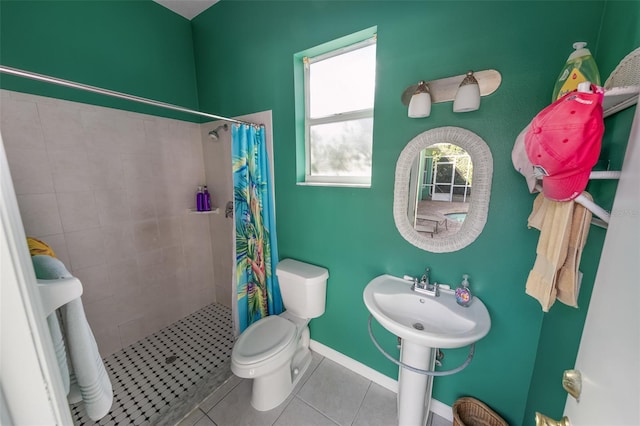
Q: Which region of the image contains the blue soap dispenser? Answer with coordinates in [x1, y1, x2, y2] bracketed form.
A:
[455, 274, 473, 307]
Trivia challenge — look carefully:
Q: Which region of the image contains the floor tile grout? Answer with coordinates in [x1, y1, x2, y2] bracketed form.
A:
[71, 301, 450, 426]
[72, 303, 234, 426]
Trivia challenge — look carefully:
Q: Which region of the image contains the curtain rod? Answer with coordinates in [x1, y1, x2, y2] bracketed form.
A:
[0, 65, 258, 126]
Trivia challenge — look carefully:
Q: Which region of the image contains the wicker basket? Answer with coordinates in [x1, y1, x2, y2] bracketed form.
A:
[452, 397, 508, 426]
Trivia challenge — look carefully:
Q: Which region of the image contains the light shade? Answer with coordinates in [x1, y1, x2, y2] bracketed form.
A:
[408, 81, 431, 118]
[453, 71, 481, 113]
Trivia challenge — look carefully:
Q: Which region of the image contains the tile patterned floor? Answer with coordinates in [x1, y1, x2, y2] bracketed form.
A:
[176, 353, 452, 426]
[72, 304, 235, 425]
[72, 302, 451, 426]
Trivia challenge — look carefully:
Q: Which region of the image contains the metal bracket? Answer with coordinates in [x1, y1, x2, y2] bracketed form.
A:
[563, 369, 582, 401]
[535, 412, 570, 426]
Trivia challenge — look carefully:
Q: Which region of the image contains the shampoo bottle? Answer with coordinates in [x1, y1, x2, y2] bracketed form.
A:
[196, 186, 204, 211]
[552, 42, 601, 102]
[203, 185, 212, 211]
[455, 274, 473, 307]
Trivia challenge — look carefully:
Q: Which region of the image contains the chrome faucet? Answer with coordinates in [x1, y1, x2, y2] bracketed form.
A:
[419, 268, 430, 289]
[411, 268, 439, 297]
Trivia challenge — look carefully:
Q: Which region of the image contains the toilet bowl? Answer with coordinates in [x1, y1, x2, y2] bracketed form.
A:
[231, 259, 329, 411]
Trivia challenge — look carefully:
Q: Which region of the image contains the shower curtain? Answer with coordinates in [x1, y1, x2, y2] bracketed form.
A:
[232, 124, 282, 333]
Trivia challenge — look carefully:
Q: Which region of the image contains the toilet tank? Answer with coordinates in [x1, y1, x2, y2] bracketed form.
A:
[276, 259, 329, 319]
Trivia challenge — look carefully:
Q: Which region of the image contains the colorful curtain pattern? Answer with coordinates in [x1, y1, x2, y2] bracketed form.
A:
[232, 124, 282, 333]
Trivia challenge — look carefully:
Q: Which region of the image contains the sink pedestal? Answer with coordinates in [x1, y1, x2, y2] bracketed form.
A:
[363, 274, 492, 426]
[397, 340, 436, 426]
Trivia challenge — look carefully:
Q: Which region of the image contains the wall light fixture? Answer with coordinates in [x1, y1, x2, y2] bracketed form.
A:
[402, 69, 501, 118]
[408, 80, 431, 118]
[453, 71, 481, 112]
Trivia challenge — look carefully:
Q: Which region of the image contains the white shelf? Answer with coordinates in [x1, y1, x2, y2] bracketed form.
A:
[187, 208, 220, 215]
[603, 86, 639, 117]
[37, 277, 83, 316]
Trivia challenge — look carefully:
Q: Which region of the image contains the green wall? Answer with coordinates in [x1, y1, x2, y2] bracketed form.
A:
[0, 0, 200, 121]
[192, 1, 610, 424]
[1, 0, 637, 424]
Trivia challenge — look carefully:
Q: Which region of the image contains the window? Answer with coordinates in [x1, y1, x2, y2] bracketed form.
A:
[295, 31, 377, 187]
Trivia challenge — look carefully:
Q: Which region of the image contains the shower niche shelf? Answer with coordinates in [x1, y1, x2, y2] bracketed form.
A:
[187, 208, 220, 215]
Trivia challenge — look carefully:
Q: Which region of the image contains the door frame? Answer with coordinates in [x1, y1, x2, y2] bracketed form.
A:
[563, 105, 640, 425]
[0, 133, 72, 424]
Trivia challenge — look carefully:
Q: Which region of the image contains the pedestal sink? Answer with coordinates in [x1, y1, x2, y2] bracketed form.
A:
[363, 274, 491, 426]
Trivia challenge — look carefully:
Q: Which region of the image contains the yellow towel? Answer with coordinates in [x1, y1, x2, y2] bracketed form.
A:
[556, 193, 592, 307]
[525, 192, 592, 311]
[525, 194, 574, 311]
[27, 237, 57, 258]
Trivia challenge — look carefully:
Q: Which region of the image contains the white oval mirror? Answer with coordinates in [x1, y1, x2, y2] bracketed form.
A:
[393, 127, 493, 253]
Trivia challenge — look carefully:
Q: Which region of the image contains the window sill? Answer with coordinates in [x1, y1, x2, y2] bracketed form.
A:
[296, 182, 371, 189]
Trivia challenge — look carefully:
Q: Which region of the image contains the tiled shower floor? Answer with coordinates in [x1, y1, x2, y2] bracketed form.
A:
[71, 304, 235, 426]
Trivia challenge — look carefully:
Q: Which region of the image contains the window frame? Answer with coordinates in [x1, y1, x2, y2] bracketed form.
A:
[300, 35, 377, 187]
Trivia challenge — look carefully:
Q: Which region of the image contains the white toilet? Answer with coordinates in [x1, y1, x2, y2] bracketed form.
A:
[231, 258, 329, 411]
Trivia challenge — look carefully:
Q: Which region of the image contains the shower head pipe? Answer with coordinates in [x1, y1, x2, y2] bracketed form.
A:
[0, 65, 258, 127]
[208, 124, 229, 140]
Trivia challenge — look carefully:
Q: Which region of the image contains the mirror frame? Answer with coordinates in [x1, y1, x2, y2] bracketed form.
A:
[393, 126, 493, 253]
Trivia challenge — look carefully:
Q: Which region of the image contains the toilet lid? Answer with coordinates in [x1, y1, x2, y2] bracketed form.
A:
[233, 316, 296, 365]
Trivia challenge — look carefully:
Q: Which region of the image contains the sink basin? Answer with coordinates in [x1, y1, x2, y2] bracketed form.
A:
[363, 274, 491, 348]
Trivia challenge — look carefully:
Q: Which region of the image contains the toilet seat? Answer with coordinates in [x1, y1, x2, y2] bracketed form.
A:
[233, 316, 297, 366]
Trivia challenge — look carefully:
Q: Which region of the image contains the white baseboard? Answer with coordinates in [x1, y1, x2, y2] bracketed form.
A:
[309, 339, 398, 393]
[309, 339, 453, 422]
[429, 399, 454, 422]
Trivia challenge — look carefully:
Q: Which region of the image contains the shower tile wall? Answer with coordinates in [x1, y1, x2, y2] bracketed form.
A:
[0, 89, 216, 357]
